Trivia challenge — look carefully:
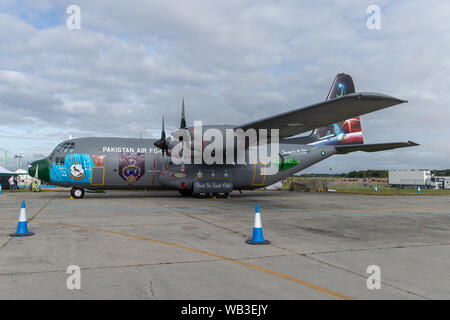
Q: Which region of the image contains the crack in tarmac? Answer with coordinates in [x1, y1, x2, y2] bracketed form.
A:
[0, 198, 53, 251]
[1, 194, 446, 300]
[302, 254, 431, 300]
[0, 253, 292, 276]
[156, 201, 437, 300]
[136, 266, 158, 300]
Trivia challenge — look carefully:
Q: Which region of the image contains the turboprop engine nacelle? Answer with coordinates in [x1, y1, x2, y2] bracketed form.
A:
[153, 99, 279, 167]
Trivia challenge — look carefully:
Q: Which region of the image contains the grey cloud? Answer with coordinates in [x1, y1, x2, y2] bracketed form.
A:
[0, 1, 449, 171]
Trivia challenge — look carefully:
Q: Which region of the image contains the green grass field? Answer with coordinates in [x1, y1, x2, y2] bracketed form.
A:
[283, 177, 450, 195]
[327, 185, 450, 195]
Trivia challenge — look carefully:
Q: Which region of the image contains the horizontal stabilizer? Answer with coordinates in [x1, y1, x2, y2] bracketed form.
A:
[334, 141, 419, 154]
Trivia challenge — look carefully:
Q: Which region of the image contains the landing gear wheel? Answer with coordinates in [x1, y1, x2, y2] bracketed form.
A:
[213, 192, 229, 199]
[71, 187, 85, 199]
[179, 189, 194, 197]
[194, 192, 210, 198]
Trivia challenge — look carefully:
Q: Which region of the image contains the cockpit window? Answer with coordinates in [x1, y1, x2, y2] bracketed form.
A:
[57, 142, 76, 153]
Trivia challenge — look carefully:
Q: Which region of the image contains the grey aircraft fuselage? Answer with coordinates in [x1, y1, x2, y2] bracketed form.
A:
[28, 136, 334, 192]
[28, 73, 417, 198]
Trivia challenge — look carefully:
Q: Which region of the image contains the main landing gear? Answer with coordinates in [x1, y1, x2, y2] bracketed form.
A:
[213, 192, 229, 198]
[193, 192, 229, 198]
[178, 189, 229, 198]
[70, 187, 85, 199]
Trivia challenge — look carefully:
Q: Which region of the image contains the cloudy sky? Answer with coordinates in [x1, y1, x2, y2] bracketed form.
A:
[0, 0, 449, 173]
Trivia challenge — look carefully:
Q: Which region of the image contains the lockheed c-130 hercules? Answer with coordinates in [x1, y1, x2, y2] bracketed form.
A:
[28, 74, 417, 199]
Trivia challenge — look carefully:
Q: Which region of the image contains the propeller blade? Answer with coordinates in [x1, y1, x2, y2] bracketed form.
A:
[154, 139, 167, 150]
[161, 114, 166, 140]
[154, 115, 168, 151]
[180, 97, 187, 129]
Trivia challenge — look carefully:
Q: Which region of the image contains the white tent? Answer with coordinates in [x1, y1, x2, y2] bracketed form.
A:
[0, 166, 15, 176]
[15, 169, 35, 187]
[0, 166, 16, 190]
[265, 181, 283, 190]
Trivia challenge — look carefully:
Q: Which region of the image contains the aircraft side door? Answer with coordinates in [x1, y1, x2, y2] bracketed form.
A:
[148, 153, 163, 186]
[91, 155, 106, 186]
[251, 161, 267, 186]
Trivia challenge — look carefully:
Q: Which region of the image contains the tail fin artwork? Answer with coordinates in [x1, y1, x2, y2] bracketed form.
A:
[325, 73, 355, 100]
[309, 73, 364, 146]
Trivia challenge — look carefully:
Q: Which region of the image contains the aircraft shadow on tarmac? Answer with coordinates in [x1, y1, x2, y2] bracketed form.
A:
[35, 190, 286, 200]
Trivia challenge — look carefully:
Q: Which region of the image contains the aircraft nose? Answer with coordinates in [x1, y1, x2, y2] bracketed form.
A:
[28, 159, 51, 182]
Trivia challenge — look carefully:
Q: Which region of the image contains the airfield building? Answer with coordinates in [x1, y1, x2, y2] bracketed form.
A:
[388, 170, 432, 188]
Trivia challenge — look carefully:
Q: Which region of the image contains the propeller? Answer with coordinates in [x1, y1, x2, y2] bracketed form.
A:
[154, 115, 168, 153]
[179, 98, 187, 173]
[154, 97, 188, 149]
[153, 99, 189, 173]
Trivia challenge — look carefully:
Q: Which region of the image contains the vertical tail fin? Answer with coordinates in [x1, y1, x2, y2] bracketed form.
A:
[309, 73, 364, 145]
[325, 73, 356, 100]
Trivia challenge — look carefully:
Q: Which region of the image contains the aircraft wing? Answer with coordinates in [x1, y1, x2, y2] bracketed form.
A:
[334, 141, 419, 154]
[236, 93, 407, 139]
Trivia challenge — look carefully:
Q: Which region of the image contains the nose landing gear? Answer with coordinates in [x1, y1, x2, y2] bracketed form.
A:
[70, 187, 85, 199]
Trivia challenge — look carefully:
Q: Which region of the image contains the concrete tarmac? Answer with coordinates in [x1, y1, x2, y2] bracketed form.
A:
[0, 190, 449, 299]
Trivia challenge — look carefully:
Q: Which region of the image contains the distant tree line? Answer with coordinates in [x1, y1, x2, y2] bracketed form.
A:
[433, 169, 450, 176]
[300, 169, 450, 178]
[299, 170, 388, 178]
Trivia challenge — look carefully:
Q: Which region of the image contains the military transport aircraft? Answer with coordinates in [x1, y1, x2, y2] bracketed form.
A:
[28, 74, 417, 199]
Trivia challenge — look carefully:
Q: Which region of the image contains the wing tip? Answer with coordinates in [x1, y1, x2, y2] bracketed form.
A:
[407, 140, 419, 146]
[356, 92, 408, 104]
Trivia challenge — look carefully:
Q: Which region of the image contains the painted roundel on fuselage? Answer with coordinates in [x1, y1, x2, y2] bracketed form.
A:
[70, 163, 85, 179]
[119, 152, 145, 184]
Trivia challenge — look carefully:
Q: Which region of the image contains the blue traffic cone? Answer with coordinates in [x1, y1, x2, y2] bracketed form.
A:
[246, 205, 270, 245]
[417, 186, 421, 194]
[10, 201, 34, 237]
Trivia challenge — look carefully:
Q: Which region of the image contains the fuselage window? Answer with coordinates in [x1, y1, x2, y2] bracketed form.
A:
[56, 157, 65, 165]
